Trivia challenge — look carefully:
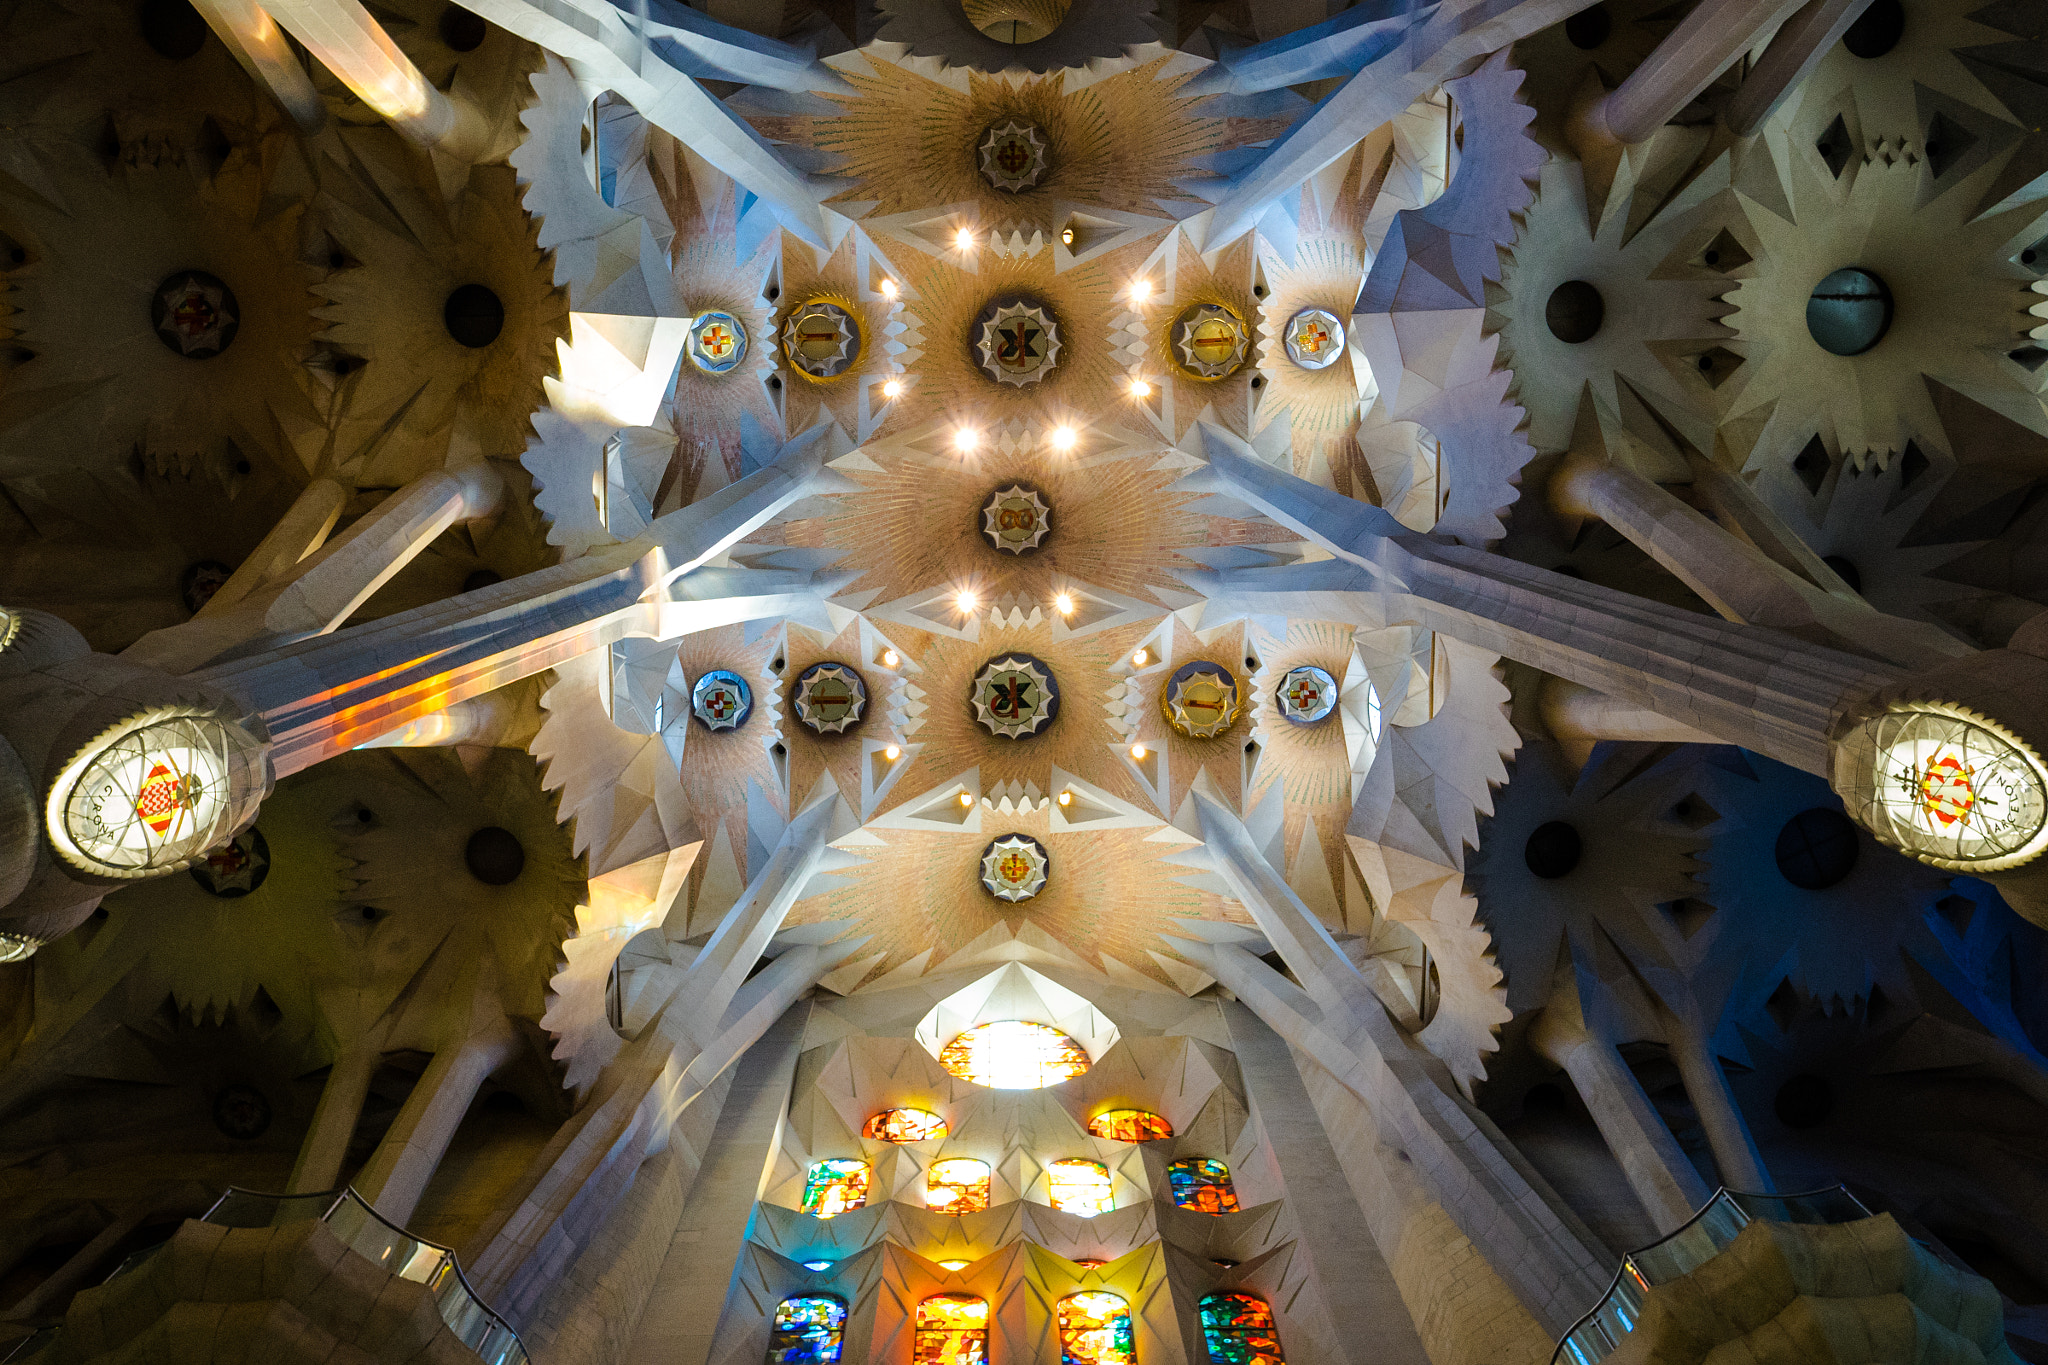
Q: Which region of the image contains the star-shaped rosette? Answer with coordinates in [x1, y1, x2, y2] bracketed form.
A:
[980, 484, 1053, 554]
[1170, 303, 1250, 381]
[1282, 309, 1345, 371]
[974, 297, 1062, 387]
[782, 299, 861, 380]
[1162, 661, 1242, 739]
[979, 833, 1049, 901]
[153, 271, 240, 358]
[691, 669, 754, 732]
[977, 119, 1050, 193]
[794, 660, 870, 734]
[1276, 665, 1339, 724]
[686, 310, 748, 374]
[971, 654, 1061, 739]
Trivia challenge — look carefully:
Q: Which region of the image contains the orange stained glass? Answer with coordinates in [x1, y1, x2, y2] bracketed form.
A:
[864, 1108, 949, 1142]
[926, 1158, 992, 1215]
[1058, 1291, 1134, 1365]
[914, 1294, 989, 1365]
[1165, 1158, 1239, 1215]
[938, 1021, 1091, 1089]
[1048, 1158, 1114, 1216]
[801, 1159, 869, 1218]
[1086, 1110, 1173, 1142]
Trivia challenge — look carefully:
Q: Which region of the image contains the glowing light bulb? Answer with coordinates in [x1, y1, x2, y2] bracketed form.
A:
[955, 227, 976, 250]
[1130, 744, 1148, 760]
[1058, 790, 1073, 806]
[958, 791, 973, 808]
[879, 278, 898, 299]
[884, 744, 901, 761]
[958, 589, 978, 612]
[1060, 226, 1074, 247]
[883, 649, 900, 667]
[1129, 279, 1152, 301]
[955, 427, 979, 453]
[882, 378, 903, 398]
[1128, 379, 1152, 399]
[1049, 425, 1076, 451]
[939, 1260, 971, 1272]
[1132, 648, 1149, 666]
[803, 1260, 833, 1272]
[1054, 593, 1074, 615]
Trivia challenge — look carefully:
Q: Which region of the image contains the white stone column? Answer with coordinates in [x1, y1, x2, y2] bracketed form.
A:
[1573, 0, 1807, 146]
[1539, 677, 1720, 746]
[188, 0, 328, 131]
[354, 1022, 522, 1225]
[257, 0, 486, 153]
[287, 1044, 382, 1194]
[1659, 1008, 1772, 1193]
[1724, 0, 1871, 135]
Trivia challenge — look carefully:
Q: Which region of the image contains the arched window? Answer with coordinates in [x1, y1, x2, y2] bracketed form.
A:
[801, 1159, 869, 1218]
[1058, 1290, 1134, 1365]
[939, 1021, 1091, 1088]
[927, 1157, 992, 1215]
[770, 1295, 847, 1365]
[915, 1293, 989, 1365]
[865, 1107, 949, 1142]
[1198, 1293, 1283, 1365]
[1165, 1158, 1239, 1214]
[1086, 1110, 1173, 1142]
[1048, 1158, 1114, 1216]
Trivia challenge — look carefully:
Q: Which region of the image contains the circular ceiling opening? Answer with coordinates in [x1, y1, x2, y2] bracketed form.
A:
[962, 0, 1070, 42]
[1773, 1073, 1836, 1129]
[465, 825, 526, 884]
[1545, 281, 1604, 344]
[1806, 267, 1892, 356]
[444, 284, 505, 348]
[140, 0, 209, 59]
[1564, 3, 1611, 49]
[439, 3, 487, 50]
[1842, 0, 1904, 58]
[1524, 821, 1584, 879]
[1774, 807, 1860, 889]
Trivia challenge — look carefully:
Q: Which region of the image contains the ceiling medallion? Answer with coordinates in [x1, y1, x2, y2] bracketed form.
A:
[980, 484, 1052, 555]
[793, 662, 868, 734]
[980, 833, 1050, 901]
[971, 654, 1061, 739]
[1276, 665, 1339, 725]
[975, 297, 1061, 387]
[1163, 661, 1243, 739]
[190, 826, 271, 898]
[152, 270, 239, 359]
[781, 300, 861, 381]
[978, 120, 1050, 193]
[1170, 303, 1250, 380]
[691, 669, 754, 732]
[686, 310, 748, 374]
[1283, 308, 1346, 370]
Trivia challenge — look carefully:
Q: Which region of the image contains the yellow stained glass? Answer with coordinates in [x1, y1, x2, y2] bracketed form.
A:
[1058, 1291, 1134, 1365]
[938, 1021, 1090, 1089]
[915, 1294, 988, 1365]
[1048, 1158, 1113, 1216]
[1086, 1110, 1173, 1142]
[801, 1159, 869, 1218]
[864, 1107, 949, 1142]
[927, 1157, 992, 1215]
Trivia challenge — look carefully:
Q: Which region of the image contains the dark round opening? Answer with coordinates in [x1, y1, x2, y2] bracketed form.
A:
[1524, 821, 1583, 879]
[463, 568, 503, 593]
[1822, 554, 1862, 593]
[180, 559, 232, 615]
[1697, 354, 1714, 372]
[1774, 807, 1860, 889]
[212, 1084, 272, 1140]
[1703, 248, 1721, 267]
[465, 826, 525, 885]
[1773, 1073, 1836, 1129]
[1842, 0, 1904, 58]
[1523, 1082, 1570, 1114]
[443, 284, 504, 348]
[151, 270, 241, 358]
[1806, 267, 1892, 356]
[140, 0, 208, 58]
[1564, 3, 1611, 49]
[1545, 280, 1605, 344]
[439, 4, 487, 49]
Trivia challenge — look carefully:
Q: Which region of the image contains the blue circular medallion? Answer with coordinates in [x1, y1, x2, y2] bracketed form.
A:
[688, 310, 748, 374]
[1276, 665, 1338, 725]
[692, 669, 754, 732]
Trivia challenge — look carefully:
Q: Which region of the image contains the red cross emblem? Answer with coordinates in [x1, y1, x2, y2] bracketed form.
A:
[1919, 753, 1975, 828]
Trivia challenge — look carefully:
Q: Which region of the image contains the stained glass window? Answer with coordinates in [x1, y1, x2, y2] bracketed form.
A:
[801, 1159, 869, 1218]
[865, 1107, 949, 1142]
[1058, 1290, 1135, 1365]
[927, 1157, 992, 1215]
[1166, 1158, 1239, 1214]
[914, 1294, 989, 1365]
[1048, 1158, 1114, 1216]
[938, 1021, 1091, 1089]
[1198, 1294, 1283, 1365]
[770, 1296, 847, 1365]
[1086, 1110, 1173, 1142]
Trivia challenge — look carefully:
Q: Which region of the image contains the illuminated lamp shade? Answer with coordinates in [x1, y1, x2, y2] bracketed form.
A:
[1047, 1158, 1113, 1216]
[1086, 1110, 1173, 1142]
[916, 1295, 989, 1365]
[863, 1107, 948, 1142]
[1833, 701, 2048, 871]
[46, 706, 267, 879]
[800, 1159, 870, 1218]
[1198, 1293, 1285, 1365]
[769, 1296, 847, 1365]
[1058, 1291, 1135, 1365]
[926, 1158, 992, 1215]
[938, 1020, 1091, 1089]
[1165, 1158, 1239, 1214]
